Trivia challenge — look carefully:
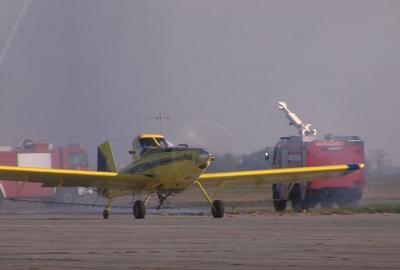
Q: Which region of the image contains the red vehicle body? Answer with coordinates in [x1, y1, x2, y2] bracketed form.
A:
[0, 140, 89, 202]
[307, 139, 365, 190]
[269, 135, 365, 212]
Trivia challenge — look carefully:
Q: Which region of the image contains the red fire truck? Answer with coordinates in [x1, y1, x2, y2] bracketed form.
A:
[266, 102, 365, 212]
[0, 139, 91, 204]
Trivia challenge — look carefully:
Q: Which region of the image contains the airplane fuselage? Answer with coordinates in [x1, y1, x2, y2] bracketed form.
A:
[120, 147, 212, 190]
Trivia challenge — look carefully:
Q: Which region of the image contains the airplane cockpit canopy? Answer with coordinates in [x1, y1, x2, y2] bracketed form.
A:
[132, 134, 172, 156]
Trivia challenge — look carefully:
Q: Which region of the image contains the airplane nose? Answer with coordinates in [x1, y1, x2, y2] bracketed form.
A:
[196, 149, 212, 169]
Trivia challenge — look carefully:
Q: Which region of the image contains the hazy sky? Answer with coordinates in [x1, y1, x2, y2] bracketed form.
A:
[0, 0, 399, 167]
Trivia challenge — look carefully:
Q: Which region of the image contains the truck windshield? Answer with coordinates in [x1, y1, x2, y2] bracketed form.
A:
[69, 153, 88, 168]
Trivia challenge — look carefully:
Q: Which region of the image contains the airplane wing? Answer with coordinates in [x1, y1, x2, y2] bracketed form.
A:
[198, 164, 364, 186]
[0, 163, 364, 193]
[0, 165, 158, 191]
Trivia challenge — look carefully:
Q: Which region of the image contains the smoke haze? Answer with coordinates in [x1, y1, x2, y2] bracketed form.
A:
[0, 0, 399, 166]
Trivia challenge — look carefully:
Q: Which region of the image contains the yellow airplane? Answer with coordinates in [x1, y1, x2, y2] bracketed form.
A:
[0, 133, 364, 219]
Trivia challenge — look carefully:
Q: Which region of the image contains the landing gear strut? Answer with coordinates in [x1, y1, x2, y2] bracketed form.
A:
[157, 191, 171, 209]
[103, 197, 113, 219]
[194, 180, 225, 218]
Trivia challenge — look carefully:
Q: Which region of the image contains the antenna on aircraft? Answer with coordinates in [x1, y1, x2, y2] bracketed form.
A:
[151, 113, 171, 133]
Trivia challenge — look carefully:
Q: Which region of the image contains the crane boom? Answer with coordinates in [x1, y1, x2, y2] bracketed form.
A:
[277, 101, 317, 138]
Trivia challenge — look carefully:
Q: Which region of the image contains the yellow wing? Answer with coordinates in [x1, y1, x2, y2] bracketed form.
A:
[0, 165, 159, 191]
[198, 163, 364, 186]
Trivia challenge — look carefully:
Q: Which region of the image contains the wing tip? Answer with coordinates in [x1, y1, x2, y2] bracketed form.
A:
[348, 163, 365, 171]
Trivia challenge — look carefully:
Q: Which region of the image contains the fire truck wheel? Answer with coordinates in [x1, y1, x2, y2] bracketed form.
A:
[211, 200, 224, 218]
[290, 183, 302, 213]
[273, 200, 287, 212]
[133, 200, 146, 219]
[272, 184, 287, 212]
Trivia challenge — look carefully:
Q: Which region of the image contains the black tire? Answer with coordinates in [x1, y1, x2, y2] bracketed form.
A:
[290, 183, 302, 213]
[272, 184, 287, 212]
[211, 200, 224, 218]
[133, 200, 146, 219]
[273, 199, 287, 212]
[103, 209, 109, 219]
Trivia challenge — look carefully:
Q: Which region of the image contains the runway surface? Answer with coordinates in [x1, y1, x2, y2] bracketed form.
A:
[0, 213, 399, 270]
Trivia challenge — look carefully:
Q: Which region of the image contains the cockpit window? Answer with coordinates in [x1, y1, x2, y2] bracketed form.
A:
[138, 137, 159, 154]
[137, 137, 172, 154]
[155, 138, 169, 148]
[139, 138, 158, 148]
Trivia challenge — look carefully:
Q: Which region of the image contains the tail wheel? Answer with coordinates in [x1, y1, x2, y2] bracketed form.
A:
[211, 200, 224, 218]
[133, 200, 146, 219]
[102, 209, 109, 219]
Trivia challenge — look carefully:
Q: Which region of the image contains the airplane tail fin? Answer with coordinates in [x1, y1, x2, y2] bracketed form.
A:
[97, 141, 118, 172]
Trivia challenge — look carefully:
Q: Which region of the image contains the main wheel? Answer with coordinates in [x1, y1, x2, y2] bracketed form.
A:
[103, 209, 109, 219]
[211, 200, 224, 218]
[133, 200, 146, 219]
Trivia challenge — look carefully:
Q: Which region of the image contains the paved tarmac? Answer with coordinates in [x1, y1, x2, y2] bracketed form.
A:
[0, 213, 399, 270]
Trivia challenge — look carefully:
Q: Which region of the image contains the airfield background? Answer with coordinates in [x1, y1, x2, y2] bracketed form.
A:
[0, 0, 398, 176]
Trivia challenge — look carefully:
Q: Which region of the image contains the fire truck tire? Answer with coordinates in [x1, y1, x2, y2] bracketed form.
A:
[272, 184, 287, 212]
[273, 200, 287, 212]
[133, 200, 146, 219]
[211, 200, 224, 218]
[290, 184, 302, 213]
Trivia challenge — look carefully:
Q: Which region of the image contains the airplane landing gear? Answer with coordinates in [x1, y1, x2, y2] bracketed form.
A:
[133, 200, 146, 219]
[211, 200, 224, 218]
[103, 209, 109, 219]
[194, 180, 225, 218]
[103, 197, 113, 219]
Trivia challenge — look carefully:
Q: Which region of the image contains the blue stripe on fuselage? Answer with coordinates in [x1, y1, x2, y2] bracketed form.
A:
[129, 153, 193, 174]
